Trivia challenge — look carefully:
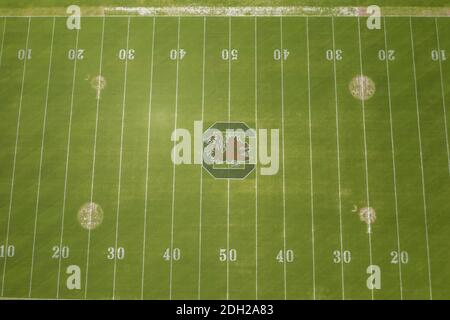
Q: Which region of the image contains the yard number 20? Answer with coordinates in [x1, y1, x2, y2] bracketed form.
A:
[378, 49, 396, 61]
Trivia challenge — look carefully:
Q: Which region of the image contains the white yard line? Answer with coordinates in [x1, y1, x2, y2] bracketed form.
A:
[28, 17, 56, 298]
[1, 17, 31, 297]
[434, 18, 450, 175]
[226, 16, 231, 301]
[383, 17, 404, 299]
[84, 16, 106, 299]
[56, 26, 80, 299]
[254, 16, 259, 300]
[279, 16, 287, 300]
[0, 18, 7, 66]
[140, 16, 156, 300]
[305, 16, 316, 300]
[356, 16, 375, 300]
[197, 16, 206, 300]
[330, 16, 345, 300]
[112, 16, 131, 299]
[169, 16, 181, 300]
[408, 17, 433, 300]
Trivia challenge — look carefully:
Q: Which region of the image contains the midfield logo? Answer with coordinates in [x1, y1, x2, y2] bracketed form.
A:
[171, 121, 279, 179]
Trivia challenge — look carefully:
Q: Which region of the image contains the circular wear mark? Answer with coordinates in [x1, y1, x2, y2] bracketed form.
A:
[90, 75, 106, 99]
[78, 202, 104, 230]
[349, 75, 376, 101]
[90, 75, 106, 90]
[358, 206, 376, 225]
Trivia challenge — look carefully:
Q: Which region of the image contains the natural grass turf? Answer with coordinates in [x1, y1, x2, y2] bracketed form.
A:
[0, 16, 448, 299]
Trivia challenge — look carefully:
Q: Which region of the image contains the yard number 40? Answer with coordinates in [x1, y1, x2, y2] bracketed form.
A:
[276, 250, 294, 263]
[273, 49, 290, 61]
[163, 248, 181, 261]
[170, 49, 187, 60]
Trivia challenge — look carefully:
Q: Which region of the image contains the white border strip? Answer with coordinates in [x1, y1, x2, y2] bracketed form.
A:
[103, 6, 450, 17]
[106, 6, 359, 16]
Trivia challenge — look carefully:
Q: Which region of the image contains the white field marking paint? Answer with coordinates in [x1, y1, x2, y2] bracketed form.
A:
[306, 17, 316, 300]
[2, 13, 450, 18]
[105, 6, 361, 17]
[169, 16, 181, 300]
[56, 26, 80, 299]
[434, 18, 450, 175]
[226, 16, 231, 301]
[409, 17, 433, 300]
[357, 16, 375, 300]
[330, 16, 345, 300]
[1, 17, 31, 297]
[84, 16, 106, 299]
[112, 16, 131, 300]
[0, 18, 6, 66]
[279, 16, 288, 300]
[28, 17, 56, 298]
[254, 16, 259, 300]
[197, 16, 206, 300]
[383, 17, 404, 299]
[141, 16, 156, 300]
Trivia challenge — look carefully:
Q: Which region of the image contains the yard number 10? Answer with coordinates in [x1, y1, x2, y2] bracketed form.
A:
[431, 49, 447, 61]
[17, 49, 32, 60]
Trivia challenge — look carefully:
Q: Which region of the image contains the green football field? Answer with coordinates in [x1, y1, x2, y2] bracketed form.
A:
[0, 13, 449, 300]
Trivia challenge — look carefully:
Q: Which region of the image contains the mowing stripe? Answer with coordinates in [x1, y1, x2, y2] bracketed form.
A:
[305, 16, 316, 300]
[197, 16, 206, 300]
[254, 16, 259, 300]
[226, 16, 231, 301]
[28, 17, 56, 298]
[409, 17, 433, 300]
[56, 25, 80, 299]
[112, 16, 131, 299]
[141, 16, 156, 300]
[169, 16, 181, 300]
[279, 16, 288, 300]
[84, 15, 106, 298]
[356, 16, 375, 300]
[434, 18, 450, 175]
[1, 17, 31, 296]
[330, 16, 345, 300]
[0, 18, 6, 67]
[383, 17, 404, 299]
